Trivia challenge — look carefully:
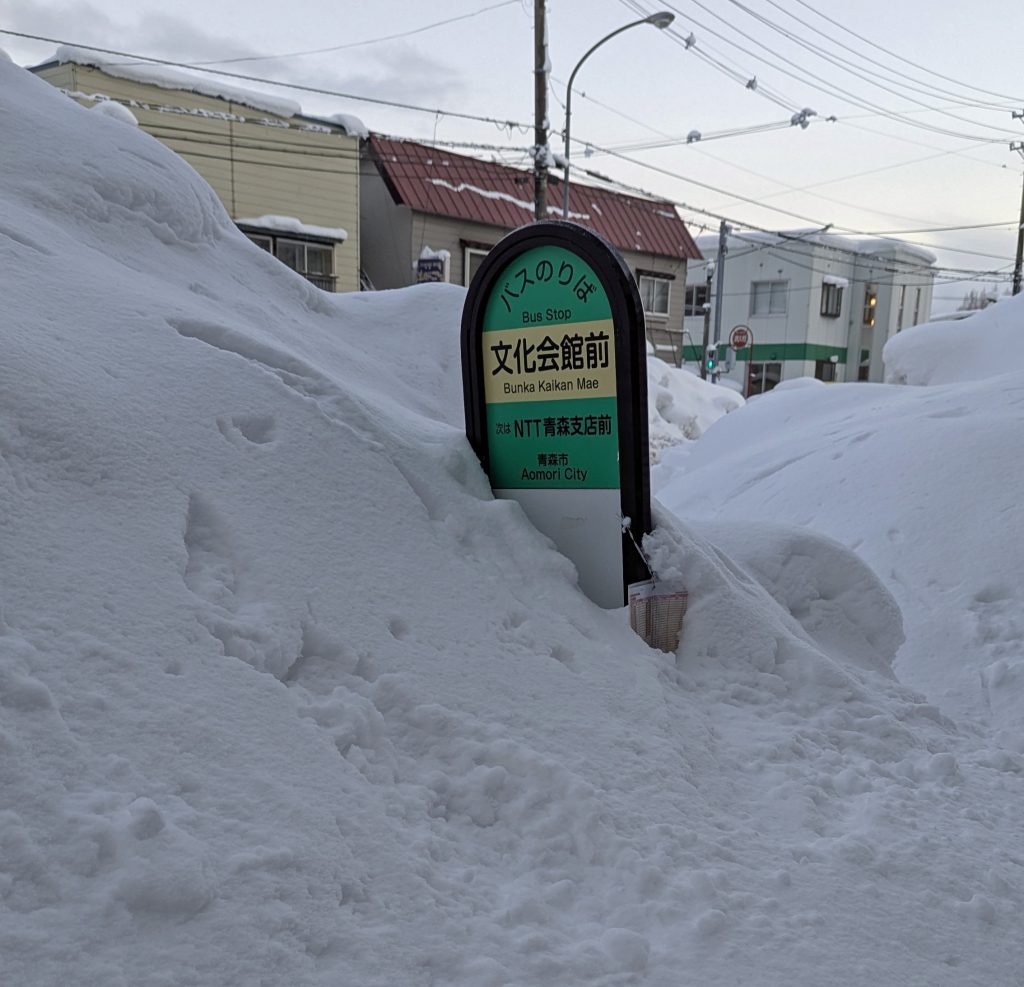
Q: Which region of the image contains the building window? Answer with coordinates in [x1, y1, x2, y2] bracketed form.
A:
[684, 284, 709, 317]
[750, 280, 788, 316]
[815, 359, 838, 382]
[747, 361, 782, 396]
[639, 274, 671, 317]
[464, 247, 490, 287]
[277, 239, 333, 285]
[820, 281, 843, 318]
[913, 287, 922, 325]
[863, 286, 877, 326]
[243, 231, 336, 290]
[246, 233, 273, 253]
[897, 284, 907, 330]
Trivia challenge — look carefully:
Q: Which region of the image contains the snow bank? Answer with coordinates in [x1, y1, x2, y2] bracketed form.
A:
[657, 368, 1024, 740]
[647, 355, 744, 461]
[884, 293, 1024, 385]
[3, 59, 1024, 986]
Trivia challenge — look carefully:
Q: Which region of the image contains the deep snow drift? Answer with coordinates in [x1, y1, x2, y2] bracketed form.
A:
[657, 301, 1024, 740]
[2, 61, 1023, 986]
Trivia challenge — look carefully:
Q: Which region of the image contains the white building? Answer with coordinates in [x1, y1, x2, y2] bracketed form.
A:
[683, 231, 936, 394]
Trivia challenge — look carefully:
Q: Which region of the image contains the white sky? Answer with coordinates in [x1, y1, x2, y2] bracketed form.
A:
[4, 0, 1023, 311]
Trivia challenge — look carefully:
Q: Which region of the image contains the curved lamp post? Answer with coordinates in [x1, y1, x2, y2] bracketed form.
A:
[562, 11, 674, 218]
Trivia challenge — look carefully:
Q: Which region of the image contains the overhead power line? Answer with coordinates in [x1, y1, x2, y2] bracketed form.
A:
[684, 0, 1014, 141]
[18, 27, 1015, 281]
[759, 0, 1020, 111]
[618, 0, 804, 113]
[0, 29, 535, 131]
[787, 0, 1024, 104]
[562, 132, 1017, 277]
[720, 0, 1024, 134]
[624, 0, 1012, 144]
[183, 0, 520, 66]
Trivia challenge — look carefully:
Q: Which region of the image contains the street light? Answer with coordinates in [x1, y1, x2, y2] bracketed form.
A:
[562, 11, 674, 218]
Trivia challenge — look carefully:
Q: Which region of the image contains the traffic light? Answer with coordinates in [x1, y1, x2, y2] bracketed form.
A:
[705, 344, 718, 374]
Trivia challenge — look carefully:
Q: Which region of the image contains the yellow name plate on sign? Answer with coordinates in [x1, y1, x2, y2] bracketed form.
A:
[482, 319, 617, 404]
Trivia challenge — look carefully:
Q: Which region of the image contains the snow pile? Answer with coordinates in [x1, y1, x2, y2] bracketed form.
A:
[656, 356, 1024, 739]
[647, 355, 744, 459]
[3, 61, 1024, 986]
[883, 292, 1024, 385]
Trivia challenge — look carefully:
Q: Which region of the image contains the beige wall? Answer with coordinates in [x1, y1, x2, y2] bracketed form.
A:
[35, 62, 361, 293]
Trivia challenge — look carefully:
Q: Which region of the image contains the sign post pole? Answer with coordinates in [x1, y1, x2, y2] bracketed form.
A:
[729, 324, 752, 383]
[461, 221, 652, 609]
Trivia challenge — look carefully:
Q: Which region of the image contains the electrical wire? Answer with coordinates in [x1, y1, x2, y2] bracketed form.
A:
[624, 0, 1012, 144]
[720, 0, 1023, 132]
[561, 132, 1016, 277]
[726, 231, 1012, 285]
[786, 0, 1024, 104]
[27, 32, 1016, 284]
[680, 142, 1013, 234]
[618, 0, 803, 112]
[183, 1, 520, 65]
[759, 0, 1021, 111]
[1, 29, 535, 131]
[549, 68, 805, 152]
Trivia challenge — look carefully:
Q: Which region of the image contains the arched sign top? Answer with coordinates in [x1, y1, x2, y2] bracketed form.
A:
[461, 221, 651, 608]
[481, 244, 613, 329]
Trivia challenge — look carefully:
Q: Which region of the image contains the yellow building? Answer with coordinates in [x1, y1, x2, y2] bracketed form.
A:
[33, 50, 362, 292]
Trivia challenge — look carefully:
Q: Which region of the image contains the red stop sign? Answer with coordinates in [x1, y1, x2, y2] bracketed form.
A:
[729, 325, 751, 349]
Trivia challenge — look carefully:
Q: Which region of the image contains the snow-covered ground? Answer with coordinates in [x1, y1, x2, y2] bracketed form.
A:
[2, 59, 1023, 986]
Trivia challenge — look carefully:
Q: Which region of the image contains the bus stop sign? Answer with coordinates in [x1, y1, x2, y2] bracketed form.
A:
[461, 221, 652, 608]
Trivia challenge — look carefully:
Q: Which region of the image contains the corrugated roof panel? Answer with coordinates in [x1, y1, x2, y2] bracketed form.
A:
[370, 135, 701, 262]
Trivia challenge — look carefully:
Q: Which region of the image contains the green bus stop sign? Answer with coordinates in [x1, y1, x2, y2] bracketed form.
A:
[462, 222, 651, 608]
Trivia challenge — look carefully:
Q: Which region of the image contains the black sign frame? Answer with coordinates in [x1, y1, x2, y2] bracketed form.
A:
[460, 220, 652, 604]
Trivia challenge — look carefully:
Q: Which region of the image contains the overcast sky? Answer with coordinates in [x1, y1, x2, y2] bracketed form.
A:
[4, 0, 1023, 311]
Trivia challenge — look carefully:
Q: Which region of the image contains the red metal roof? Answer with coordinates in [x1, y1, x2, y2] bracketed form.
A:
[369, 135, 701, 262]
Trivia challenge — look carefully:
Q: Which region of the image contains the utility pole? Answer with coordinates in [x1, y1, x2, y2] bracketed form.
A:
[1014, 166, 1024, 297]
[1011, 117, 1024, 295]
[533, 0, 549, 221]
[711, 220, 729, 382]
[700, 261, 714, 380]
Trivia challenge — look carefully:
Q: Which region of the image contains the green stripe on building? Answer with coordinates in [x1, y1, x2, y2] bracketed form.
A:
[681, 342, 848, 363]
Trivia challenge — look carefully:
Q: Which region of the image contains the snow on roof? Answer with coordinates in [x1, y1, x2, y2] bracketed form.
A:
[235, 215, 347, 242]
[371, 135, 701, 261]
[823, 274, 849, 287]
[695, 229, 937, 267]
[321, 112, 369, 138]
[430, 178, 591, 223]
[90, 99, 139, 126]
[842, 236, 938, 265]
[52, 46, 304, 119]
